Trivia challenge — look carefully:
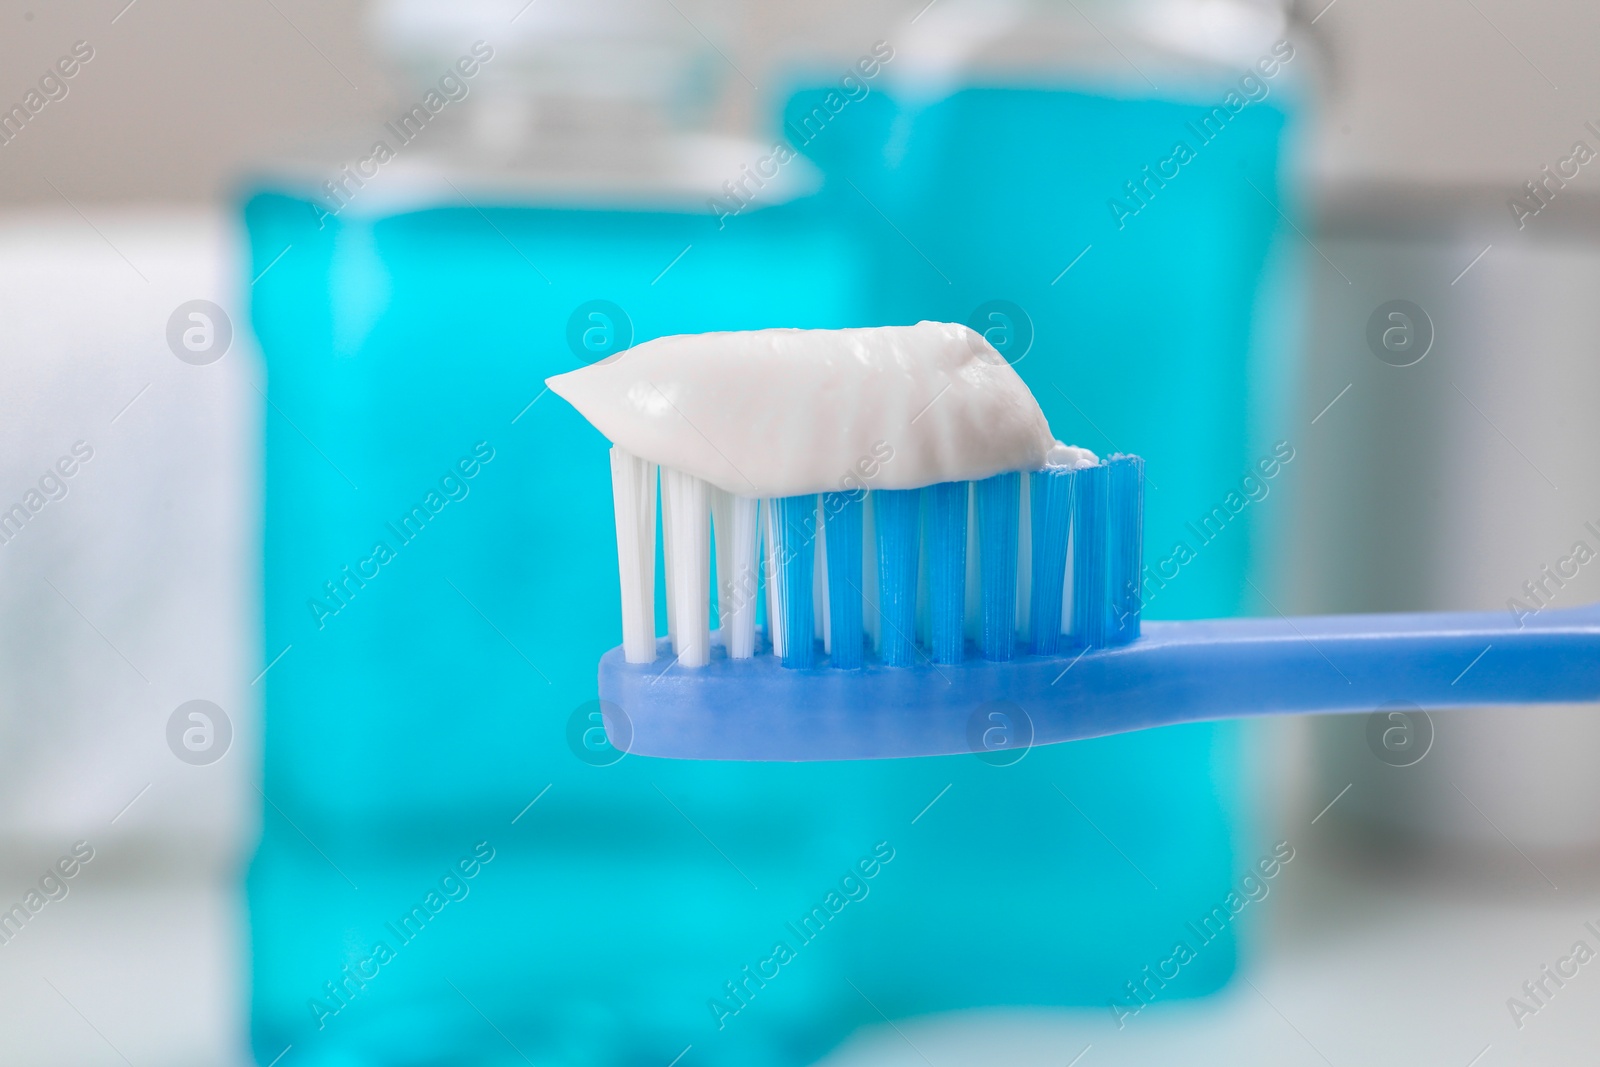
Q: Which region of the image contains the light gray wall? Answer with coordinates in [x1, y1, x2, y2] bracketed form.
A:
[7, 0, 1599, 206]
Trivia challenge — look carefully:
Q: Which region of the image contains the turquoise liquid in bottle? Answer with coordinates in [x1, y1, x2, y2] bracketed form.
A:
[783, 79, 1293, 1016]
[246, 193, 898, 1066]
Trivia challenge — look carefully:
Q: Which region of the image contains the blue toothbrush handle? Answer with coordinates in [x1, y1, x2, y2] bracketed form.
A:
[1112, 601, 1600, 718]
[598, 604, 1600, 762]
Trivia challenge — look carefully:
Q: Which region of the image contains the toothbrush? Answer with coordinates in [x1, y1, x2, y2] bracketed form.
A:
[552, 325, 1600, 762]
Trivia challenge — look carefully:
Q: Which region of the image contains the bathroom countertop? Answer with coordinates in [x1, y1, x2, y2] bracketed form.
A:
[822, 829, 1600, 1067]
[4, 833, 1596, 1066]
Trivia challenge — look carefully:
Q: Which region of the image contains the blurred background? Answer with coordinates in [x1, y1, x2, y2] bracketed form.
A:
[3, 0, 1600, 1064]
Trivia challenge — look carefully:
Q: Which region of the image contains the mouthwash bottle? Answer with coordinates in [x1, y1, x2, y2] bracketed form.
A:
[245, 5, 892, 1065]
[779, 0, 1301, 1018]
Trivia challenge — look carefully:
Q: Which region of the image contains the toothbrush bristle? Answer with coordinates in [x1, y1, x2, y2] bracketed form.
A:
[977, 472, 1021, 661]
[608, 455, 1144, 670]
[776, 495, 818, 669]
[710, 487, 734, 634]
[814, 499, 830, 649]
[1015, 473, 1033, 647]
[1108, 455, 1145, 644]
[1069, 463, 1110, 649]
[924, 481, 968, 664]
[662, 469, 712, 667]
[874, 488, 921, 667]
[761, 499, 786, 658]
[711, 491, 760, 658]
[823, 491, 865, 669]
[661, 470, 678, 654]
[609, 448, 659, 664]
[1027, 467, 1074, 656]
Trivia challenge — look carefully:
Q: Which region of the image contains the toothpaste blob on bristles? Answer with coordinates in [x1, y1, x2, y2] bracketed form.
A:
[546, 321, 1062, 498]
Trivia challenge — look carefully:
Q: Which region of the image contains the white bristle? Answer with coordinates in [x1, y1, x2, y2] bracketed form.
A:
[712, 490, 760, 659]
[731, 495, 760, 657]
[1061, 519, 1076, 639]
[710, 488, 733, 634]
[609, 448, 658, 664]
[1016, 472, 1032, 644]
[662, 468, 712, 667]
[661, 471, 677, 653]
[762, 499, 786, 658]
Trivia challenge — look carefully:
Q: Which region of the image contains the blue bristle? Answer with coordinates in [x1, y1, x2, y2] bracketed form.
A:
[873, 488, 921, 667]
[1107, 455, 1145, 645]
[976, 472, 1020, 661]
[923, 481, 968, 664]
[822, 491, 864, 668]
[636, 449, 1140, 677]
[1069, 463, 1110, 649]
[777, 495, 817, 669]
[1028, 467, 1075, 655]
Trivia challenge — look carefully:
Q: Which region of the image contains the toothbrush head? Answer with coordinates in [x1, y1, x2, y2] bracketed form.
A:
[547, 323, 1145, 760]
[599, 453, 1145, 761]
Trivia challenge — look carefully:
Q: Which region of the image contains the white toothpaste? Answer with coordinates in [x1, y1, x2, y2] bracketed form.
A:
[1044, 441, 1100, 470]
[546, 321, 1072, 498]
[549, 321, 1100, 666]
